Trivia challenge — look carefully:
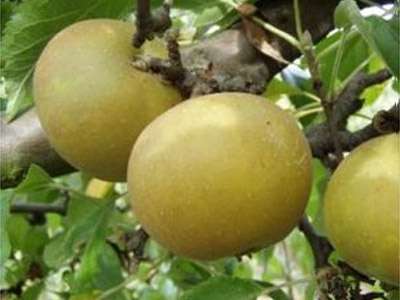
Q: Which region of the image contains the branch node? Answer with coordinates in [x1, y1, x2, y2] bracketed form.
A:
[133, 0, 172, 48]
[373, 104, 399, 133]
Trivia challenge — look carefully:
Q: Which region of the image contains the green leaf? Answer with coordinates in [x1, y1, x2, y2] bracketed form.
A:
[7, 216, 49, 264]
[21, 282, 44, 300]
[21, 226, 49, 261]
[2, 0, 133, 82]
[72, 202, 123, 293]
[334, 0, 375, 47]
[334, 0, 398, 78]
[4, 70, 33, 121]
[368, 15, 399, 78]
[13, 164, 60, 204]
[73, 243, 123, 293]
[7, 215, 30, 252]
[0, 259, 29, 290]
[305, 281, 317, 300]
[361, 80, 387, 105]
[256, 281, 290, 300]
[0, 0, 17, 37]
[263, 248, 285, 281]
[15, 164, 54, 194]
[0, 191, 12, 267]
[64, 193, 100, 226]
[319, 32, 369, 89]
[140, 288, 167, 300]
[285, 229, 314, 275]
[334, 0, 353, 29]
[393, 78, 400, 93]
[168, 258, 211, 289]
[265, 78, 306, 101]
[174, 0, 232, 28]
[171, 0, 255, 40]
[43, 197, 104, 268]
[180, 276, 263, 300]
[1, 0, 133, 119]
[306, 160, 329, 234]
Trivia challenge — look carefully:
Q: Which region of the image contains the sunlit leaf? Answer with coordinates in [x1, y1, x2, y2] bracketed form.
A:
[181, 276, 263, 300]
[168, 258, 211, 289]
[44, 198, 105, 268]
[368, 15, 399, 78]
[15, 164, 54, 194]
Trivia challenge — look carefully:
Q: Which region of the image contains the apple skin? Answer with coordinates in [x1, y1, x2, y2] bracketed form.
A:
[324, 134, 399, 286]
[128, 93, 313, 260]
[34, 19, 182, 181]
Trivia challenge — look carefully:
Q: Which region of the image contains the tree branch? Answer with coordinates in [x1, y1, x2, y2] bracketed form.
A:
[301, 30, 344, 168]
[333, 69, 392, 128]
[0, 109, 75, 189]
[298, 216, 333, 269]
[306, 68, 394, 167]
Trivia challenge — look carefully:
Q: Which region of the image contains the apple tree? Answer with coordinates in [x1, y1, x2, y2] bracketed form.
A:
[0, 0, 398, 299]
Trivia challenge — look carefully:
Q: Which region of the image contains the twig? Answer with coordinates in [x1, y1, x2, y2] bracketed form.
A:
[306, 69, 394, 166]
[10, 191, 70, 216]
[133, 0, 172, 48]
[301, 31, 343, 168]
[10, 202, 67, 215]
[308, 101, 398, 164]
[361, 292, 387, 300]
[335, 69, 392, 126]
[131, 0, 188, 95]
[165, 29, 185, 84]
[133, 29, 188, 95]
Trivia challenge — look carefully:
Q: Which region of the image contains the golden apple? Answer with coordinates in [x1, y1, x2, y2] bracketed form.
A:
[128, 92, 312, 260]
[34, 19, 182, 181]
[324, 134, 399, 285]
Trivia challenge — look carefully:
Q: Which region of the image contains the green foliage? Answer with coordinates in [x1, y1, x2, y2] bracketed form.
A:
[307, 160, 329, 234]
[167, 258, 211, 289]
[334, 0, 399, 78]
[180, 276, 264, 300]
[368, 15, 400, 78]
[43, 198, 104, 268]
[15, 164, 54, 194]
[72, 202, 123, 293]
[0, 0, 17, 37]
[14, 164, 60, 204]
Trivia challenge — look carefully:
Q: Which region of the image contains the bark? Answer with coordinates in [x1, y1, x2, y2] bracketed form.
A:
[0, 109, 74, 188]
